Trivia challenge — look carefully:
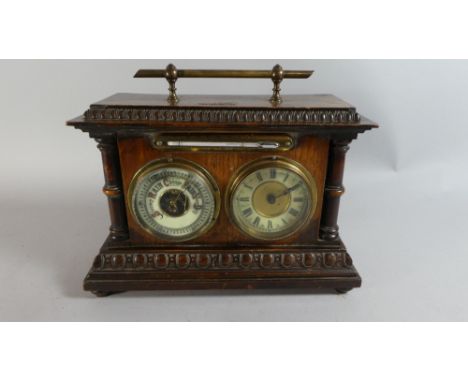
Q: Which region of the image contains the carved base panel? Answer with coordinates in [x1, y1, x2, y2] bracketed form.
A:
[83, 243, 361, 295]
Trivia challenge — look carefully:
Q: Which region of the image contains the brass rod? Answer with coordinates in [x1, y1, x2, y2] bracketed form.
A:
[134, 69, 313, 79]
[134, 64, 313, 104]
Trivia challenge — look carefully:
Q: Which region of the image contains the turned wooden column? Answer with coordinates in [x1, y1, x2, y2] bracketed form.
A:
[96, 135, 129, 240]
[320, 139, 351, 241]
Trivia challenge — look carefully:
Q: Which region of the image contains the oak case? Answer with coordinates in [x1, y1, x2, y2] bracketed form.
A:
[67, 68, 378, 296]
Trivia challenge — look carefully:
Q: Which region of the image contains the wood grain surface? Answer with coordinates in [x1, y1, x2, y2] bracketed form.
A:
[118, 135, 329, 246]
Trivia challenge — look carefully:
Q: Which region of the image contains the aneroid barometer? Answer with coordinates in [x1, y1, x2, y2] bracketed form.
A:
[67, 64, 378, 296]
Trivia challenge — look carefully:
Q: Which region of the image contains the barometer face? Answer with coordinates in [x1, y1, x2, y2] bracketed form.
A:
[228, 157, 317, 240]
[129, 158, 220, 242]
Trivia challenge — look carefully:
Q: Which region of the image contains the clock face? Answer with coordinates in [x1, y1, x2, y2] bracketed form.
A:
[228, 157, 317, 240]
[129, 159, 220, 242]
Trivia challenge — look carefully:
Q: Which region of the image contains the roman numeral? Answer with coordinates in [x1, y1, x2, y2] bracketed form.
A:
[270, 168, 276, 179]
[242, 208, 253, 217]
[238, 197, 250, 202]
[243, 183, 253, 190]
[252, 216, 260, 227]
[256, 172, 263, 182]
[293, 197, 305, 203]
[283, 173, 289, 182]
[289, 208, 299, 217]
[267, 220, 273, 231]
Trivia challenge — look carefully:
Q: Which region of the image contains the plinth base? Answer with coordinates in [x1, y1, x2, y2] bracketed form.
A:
[83, 239, 361, 296]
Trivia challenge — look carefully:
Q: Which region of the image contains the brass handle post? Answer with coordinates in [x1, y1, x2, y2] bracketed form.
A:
[134, 64, 313, 104]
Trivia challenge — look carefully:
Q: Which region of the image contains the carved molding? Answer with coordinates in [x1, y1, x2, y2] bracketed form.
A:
[102, 185, 122, 198]
[333, 140, 351, 153]
[92, 251, 354, 271]
[324, 185, 345, 197]
[84, 107, 361, 125]
[319, 226, 340, 241]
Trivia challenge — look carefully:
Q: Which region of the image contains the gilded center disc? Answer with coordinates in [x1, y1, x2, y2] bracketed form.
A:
[252, 181, 291, 218]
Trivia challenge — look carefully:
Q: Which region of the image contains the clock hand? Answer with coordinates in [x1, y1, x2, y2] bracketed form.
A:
[274, 183, 301, 198]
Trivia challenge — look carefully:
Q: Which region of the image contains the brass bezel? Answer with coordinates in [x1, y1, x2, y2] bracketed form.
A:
[226, 156, 318, 241]
[127, 157, 221, 242]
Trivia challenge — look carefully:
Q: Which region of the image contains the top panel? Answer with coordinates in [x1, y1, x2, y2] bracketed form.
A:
[90, 93, 355, 110]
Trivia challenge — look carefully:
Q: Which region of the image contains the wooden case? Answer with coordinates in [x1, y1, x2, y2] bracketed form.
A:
[67, 93, 378, 296]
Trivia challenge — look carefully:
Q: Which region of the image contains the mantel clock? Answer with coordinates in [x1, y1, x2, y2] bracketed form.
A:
[67, 64, 378, 296]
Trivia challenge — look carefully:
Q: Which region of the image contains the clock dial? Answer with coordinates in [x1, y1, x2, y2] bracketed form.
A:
[228, 158, 317, 240]
[129, 159, 220, 242]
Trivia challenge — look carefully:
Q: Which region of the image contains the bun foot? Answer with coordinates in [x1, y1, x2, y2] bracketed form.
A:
[91, 290, 120, 297]
[335, 288, 352, 294]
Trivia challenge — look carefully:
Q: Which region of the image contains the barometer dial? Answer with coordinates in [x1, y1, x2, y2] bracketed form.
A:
[228, 157, 317, 240]
[129, 158, 220, 242]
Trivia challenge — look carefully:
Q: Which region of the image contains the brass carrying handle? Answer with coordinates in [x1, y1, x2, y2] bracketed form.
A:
[134, 63, 313, 104]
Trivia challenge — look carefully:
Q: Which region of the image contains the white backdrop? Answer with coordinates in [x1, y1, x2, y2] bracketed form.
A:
[0, 59, 467, 321]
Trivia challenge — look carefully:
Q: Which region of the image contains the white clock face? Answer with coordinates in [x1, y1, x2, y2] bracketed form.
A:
[130, 160, 219, 242]
[229, 158, 316, 240]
